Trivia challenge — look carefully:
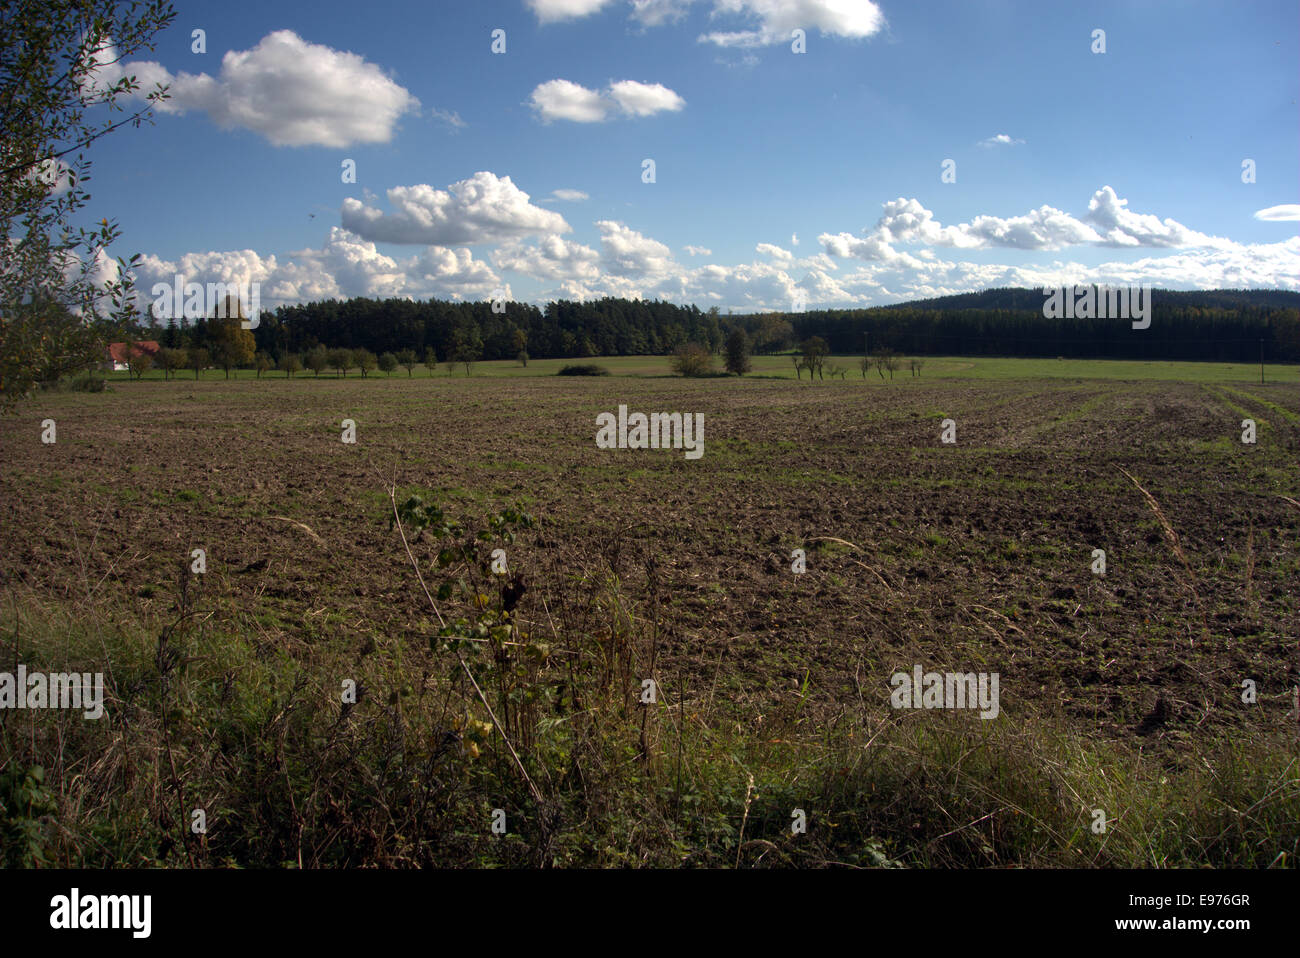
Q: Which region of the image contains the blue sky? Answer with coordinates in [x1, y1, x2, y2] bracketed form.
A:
[78, 0, 1299, 311]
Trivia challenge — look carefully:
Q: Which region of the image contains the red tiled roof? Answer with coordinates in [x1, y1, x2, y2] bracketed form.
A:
[106, 341, 161, 362]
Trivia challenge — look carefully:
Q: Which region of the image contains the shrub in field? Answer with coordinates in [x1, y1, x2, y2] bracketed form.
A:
[69, 371, 107, 392]
[36, 371, 108, 393]
[671, 343, 713, 377]
[557, 364, 609, 376]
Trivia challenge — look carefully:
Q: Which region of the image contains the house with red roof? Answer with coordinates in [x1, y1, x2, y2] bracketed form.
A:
[101, 341, 161, 372]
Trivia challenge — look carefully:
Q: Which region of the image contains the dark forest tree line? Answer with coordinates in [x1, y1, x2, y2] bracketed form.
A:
[140, 288, 1300, 366]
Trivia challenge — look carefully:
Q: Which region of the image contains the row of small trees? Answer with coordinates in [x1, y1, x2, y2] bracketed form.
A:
[141, 345, 462, 380]
[792, 338, 922, 381]
[669, 332, 925, 381]
[129, 333, 925, 383]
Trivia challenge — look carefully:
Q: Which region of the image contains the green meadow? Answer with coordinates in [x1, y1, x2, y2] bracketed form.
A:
[104, 353, 1300, 383]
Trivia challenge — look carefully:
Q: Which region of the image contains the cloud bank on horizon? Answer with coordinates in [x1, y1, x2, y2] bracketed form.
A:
[134, 175, 1300, 312]
[78, 1, 1298, 313]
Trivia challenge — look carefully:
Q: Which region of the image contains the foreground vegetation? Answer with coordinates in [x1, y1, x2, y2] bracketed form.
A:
[4, 531, 1295, 869]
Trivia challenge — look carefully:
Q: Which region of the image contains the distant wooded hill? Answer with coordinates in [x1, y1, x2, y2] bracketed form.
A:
[878, 287, 1300, 313]
[147, 288, 1300, 364]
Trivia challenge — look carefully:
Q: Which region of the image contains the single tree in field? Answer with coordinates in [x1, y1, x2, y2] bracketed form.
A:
[353, 348, 377, 378]
[449, 329, 482, 375]
[305, 345, 328, 377]
[377, 351, 398, 376]
[859, 354, 871, 379]
[671, 342, 713, 377]
[909, 358, 924, 378]
[124, 344, 153, 380]
[792, 353, 805, 380]
[724, 328, 752, 376]
[208, 341, 229, 378]
[871, 347, 898, 381]
[511, 327, 528, 365]
[159, 347, 187, 380]
[207, 298, 256, 379]
[0, 1, 177, 410]
[423, 346, 437, 375]
[188, 347, 209, 380]
[327, 348, 351, 377]
[254, 351, 273, 378]
[397, 349, 417, 376]
[516, 349, 529, 367]
[883, 351, 899, 380]
[800, 337, 828, 381]
[279, 353, 302, 378]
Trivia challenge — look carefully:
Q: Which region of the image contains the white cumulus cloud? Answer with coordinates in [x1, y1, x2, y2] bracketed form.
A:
[527, 0, 617, 23]
[340, 172, 570, 246]
[1085, 186, 1223, 248]
[528, 79, 613, 123]
[756, 242, 794, 262]
[493, 235, 603, 281]
[83, 31, 420, 148]
[699, 0, 886, 47]
[529, 78, 685, 122]
[597, 220, 678, 277]
[978, 133, 1025, 147]
[608, 80, 686, 116]
[1253, 204, 1300, 222]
